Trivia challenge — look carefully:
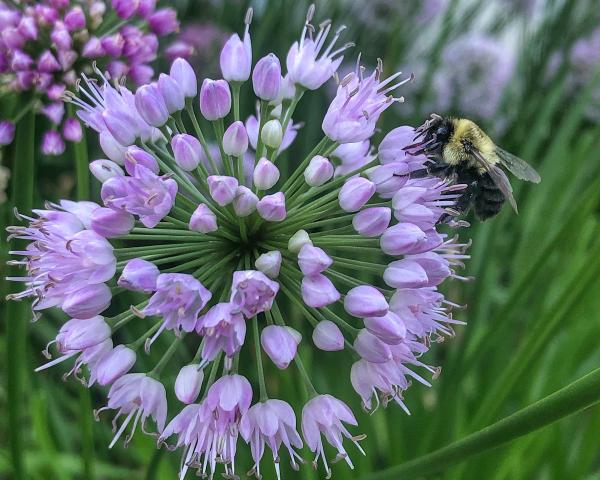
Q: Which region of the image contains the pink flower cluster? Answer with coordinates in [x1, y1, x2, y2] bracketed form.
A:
[7, 6, 472, 479]
[0, 0, 179, 153]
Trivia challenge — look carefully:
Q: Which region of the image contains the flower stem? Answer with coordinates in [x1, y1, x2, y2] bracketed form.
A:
[232, 82, 241, 121]
[67, 104, 89, 199]
[6, 106, 35, 480]
[212, 119, 233, 176]
[280, 135, 329, 193]
[362, 367, 600, 480]
[202, 352, 223, 398]
[128, 320, 164, 351]
[293, 354, 318, 398]
[68, 102, 95, 480]
[185, 102, 219, 174]
[252, 316, 268, 402]
[149, 336, 184, 378]
[254, 100, 269, 160]
[280, 88, 304, 133]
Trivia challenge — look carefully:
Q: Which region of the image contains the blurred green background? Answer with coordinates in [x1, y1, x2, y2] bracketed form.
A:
[1, 0, 600, 479]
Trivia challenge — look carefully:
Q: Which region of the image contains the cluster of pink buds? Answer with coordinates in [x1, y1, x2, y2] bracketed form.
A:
[0, 0, 179, 154]
[6, 5, 472, 479]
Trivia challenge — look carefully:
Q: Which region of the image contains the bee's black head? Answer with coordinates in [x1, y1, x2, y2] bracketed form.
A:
[403, 114, 454, 158]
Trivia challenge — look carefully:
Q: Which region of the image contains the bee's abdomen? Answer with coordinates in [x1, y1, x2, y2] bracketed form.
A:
[474, 173, 505, 220]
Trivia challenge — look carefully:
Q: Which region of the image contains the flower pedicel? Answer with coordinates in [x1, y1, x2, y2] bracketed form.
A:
[7, 5, 471, 479]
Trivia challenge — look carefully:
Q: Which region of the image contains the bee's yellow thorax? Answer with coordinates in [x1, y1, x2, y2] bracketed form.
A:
[443, 119, 497, 171]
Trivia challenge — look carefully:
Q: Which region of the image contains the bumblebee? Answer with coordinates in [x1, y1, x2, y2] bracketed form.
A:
[403, 114, 541, 221]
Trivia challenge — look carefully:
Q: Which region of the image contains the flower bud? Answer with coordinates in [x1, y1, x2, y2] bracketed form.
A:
[91, 207, 135, 237]
[82, 36, 104, 58]
[338, 177, 376, 212]
[354, 329, 392, 363]
[170, 57, 197, 98]
[112, 0, 138, 19]
[304, 155, 333, 187]
[207, 175, 238, 206]
[220, 33, 252, 82]
[301, 273, 340, 308]
[51, 25, 71, 50]
[158, 73, 185, 114]
[199, 78, 231, 121]
[41, 103, 65, 126]
[99, 131, 127, 164]
[94, 345, 136, 386]
[18, 16, 38, 40]
[62, 118, 83, 142]
[257, 192, 286, 221]
[288, 229, 312, 253]
[364, 312, 406, 345]
[352, 207, 391, 237]
[55, 316, 111, 352]
[252, 53, 281, 101]
[89, 159, 125, 183]
[41, 131, 65, 156]
[383, 258, 429, 289]
[64, 6, 86, 31]
[175, 364, 204, 404]
[380, 223, 427, 256]
[101, 33, 124, 56]
[253, 157, 279, 190]
[233, 186, 258, 217]
[11, 50, 33, 71]
[261, 325, 301, 369]
[149, 8, 179, 36]
[223, 121, 248, 156]
[298, 244, 333, 276]
[171, 134, 202, 171]
[137, 0, 157, 18]
[344, 285, 389, 318]
[255, 250, 282, 278]
[38, 50, 60, 72]
[62, 284, 112, 319]
[124, 146, 159, 174]
[118, 258, 160, 293]
[260, 119, 283, 149]
[0, 120, 15, 146]
[312, 320, 344, 351]
[135, 83, 169, 127]
[189, 203, 218, 233]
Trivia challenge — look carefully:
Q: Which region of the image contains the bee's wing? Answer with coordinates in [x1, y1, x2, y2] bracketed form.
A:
[470, 148, 519, 214]
[495, 147, 541, 183]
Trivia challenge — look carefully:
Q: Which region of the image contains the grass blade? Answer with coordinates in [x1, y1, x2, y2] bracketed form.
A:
[361, 367, 600, 480]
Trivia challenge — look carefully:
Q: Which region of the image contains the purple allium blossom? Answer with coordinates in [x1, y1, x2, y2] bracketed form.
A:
[431, 33, 515, 121]
[568, 27, 600, 120]
[144, 273, 212, 341]
[302, 394, 365, 474]
[240, 399, 304, 478]
[287, 5, 351, 90]
[98, 373, 168, 448]
[101, 164, 177, 228]
[7, 6, 472, 478]
[322, 61, 411, 143]
[0, 0, 179, 154]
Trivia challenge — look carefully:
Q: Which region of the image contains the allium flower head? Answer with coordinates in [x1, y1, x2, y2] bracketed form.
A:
[431, 33, 515, 121]
[7, 5, 472, 479]
[0, 0, 179, 152]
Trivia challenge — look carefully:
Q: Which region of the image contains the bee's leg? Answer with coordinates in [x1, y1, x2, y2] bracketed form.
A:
[394, 163, 450, 179]
[438, 180, 477, 225]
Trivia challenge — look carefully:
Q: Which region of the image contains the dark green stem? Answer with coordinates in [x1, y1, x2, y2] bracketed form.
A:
[6, 107, 35, 480]
[361, 367, 600, 480]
